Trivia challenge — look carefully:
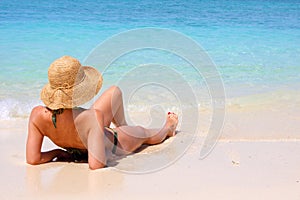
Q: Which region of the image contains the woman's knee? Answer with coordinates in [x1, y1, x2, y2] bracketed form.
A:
[109, 85, 122, 98]
[109, 85, 121, 93]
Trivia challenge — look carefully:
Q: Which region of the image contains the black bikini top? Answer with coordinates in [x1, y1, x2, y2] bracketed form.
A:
[46, 107, 64, 128]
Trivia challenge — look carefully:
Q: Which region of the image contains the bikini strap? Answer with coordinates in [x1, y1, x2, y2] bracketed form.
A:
[52, 113, 57, 128]
[106, 127, 118, 154]
[112, 131, 118, 154]
[47, 108, 64, 128]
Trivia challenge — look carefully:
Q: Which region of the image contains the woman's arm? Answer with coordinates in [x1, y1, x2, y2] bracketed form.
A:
[87, 110, 107, 170]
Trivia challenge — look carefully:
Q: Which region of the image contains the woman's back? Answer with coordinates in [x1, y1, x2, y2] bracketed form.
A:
[30, 106, 87, 149]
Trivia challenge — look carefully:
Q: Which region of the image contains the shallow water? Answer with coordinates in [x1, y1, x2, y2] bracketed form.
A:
[0, 0, 299, 120]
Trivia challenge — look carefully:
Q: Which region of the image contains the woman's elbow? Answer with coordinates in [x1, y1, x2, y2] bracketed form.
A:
[26, 159, 39, 165]
[26, 154, 41, 165]
[89, 162, 106, 170]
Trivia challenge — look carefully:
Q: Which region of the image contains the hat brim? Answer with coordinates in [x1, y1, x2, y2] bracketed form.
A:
[41, 66, 103, 110]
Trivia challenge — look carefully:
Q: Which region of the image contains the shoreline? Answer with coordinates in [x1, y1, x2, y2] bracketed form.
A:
[1, 88, 299, 199]
[1, 87, 300, 141]
[0, 90, 299, 199]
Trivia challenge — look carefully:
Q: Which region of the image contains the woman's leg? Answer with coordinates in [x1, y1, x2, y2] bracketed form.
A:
[115, 113, 178, 154]
[92, 86, 127, 127]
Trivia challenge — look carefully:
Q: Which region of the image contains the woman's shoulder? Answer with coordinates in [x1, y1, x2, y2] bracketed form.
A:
[30, 105, 47, 115]
[29, 106, 49, 123]
[31, 105, 45, 112]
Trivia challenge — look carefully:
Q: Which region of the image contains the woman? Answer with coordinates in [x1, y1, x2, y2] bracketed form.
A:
[26, 56, 178, 170]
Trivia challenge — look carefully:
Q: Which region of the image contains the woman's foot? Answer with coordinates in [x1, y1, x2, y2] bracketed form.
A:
[166, 112, 178, 137]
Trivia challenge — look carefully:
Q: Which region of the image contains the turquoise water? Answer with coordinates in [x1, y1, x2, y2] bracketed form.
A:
[0, 0, 300, 119]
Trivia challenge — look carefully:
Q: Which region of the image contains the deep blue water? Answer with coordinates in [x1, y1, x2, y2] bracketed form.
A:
[0, 0, 299, 119]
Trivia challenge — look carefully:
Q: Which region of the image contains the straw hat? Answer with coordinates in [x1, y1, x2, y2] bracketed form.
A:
[41, 56, 103, 110]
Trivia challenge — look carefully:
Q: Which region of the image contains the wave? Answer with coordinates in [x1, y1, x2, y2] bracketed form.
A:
[1, 88, 299, 120]
[0, 98, 41, 120]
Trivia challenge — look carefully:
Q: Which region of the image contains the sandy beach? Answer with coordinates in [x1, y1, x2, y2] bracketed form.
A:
[1, 0, 300, 199]
[1, 91, 299, 200]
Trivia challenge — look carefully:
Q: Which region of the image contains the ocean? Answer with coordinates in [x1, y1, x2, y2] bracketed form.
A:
[0, 0, 300, 120]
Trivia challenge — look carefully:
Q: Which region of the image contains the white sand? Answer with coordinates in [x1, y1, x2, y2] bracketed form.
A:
[1, 93, 300, 199]
[1, 125, 300, 199]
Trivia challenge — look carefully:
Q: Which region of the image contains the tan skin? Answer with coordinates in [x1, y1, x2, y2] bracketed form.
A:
[26, 86, 178, 170]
